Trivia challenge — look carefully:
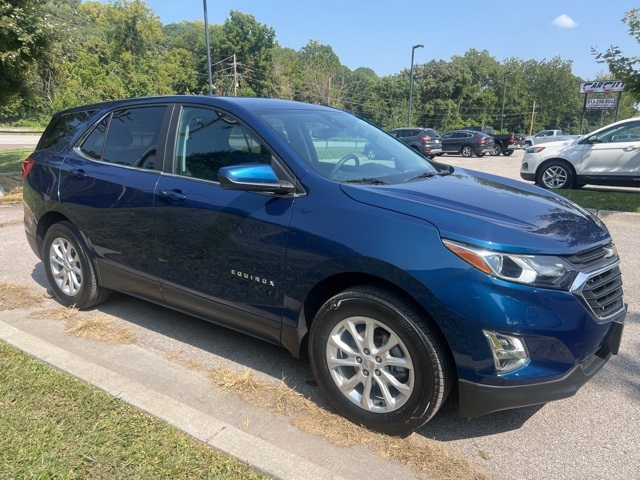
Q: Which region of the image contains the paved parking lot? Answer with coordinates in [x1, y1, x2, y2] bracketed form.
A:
[1, 146, 638, 479]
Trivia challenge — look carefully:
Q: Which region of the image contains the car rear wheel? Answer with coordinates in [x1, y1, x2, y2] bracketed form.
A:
[539, 161, 574, 189]
[43, 221, 110, 309]
[309, 286, 450, 435]
[489, 147, 501, 156]
[461, 145, 473, 157]
[502, 149, 514, 156]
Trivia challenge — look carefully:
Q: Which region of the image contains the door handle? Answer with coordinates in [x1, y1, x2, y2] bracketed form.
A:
[159, 189, 187, 203]
[69, 169, 87, 180]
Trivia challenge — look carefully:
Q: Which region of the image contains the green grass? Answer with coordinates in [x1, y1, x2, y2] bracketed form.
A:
[0, 341, 268, 479]
[556, 188, 640, 213]
[0, 148, 31, 173]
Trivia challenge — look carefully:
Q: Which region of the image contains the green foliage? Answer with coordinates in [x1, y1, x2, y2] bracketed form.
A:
[2, 1, 639, 131]
[592, 8, 640, 102]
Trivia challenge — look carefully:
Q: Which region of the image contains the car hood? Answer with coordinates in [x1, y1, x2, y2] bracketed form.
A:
[538, 138, 580, 148]
[340, 168, 609, 254]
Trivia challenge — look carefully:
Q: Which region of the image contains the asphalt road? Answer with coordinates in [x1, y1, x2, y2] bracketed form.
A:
[0, 133, 41, 149]
[1, 145, 638, 479]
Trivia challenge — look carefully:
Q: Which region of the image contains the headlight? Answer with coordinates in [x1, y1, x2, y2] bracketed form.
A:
[443, 240, 578, 290]
[525, 146, 546, 154]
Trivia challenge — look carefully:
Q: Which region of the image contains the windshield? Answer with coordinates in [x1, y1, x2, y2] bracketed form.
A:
[258, 109, 446, 183]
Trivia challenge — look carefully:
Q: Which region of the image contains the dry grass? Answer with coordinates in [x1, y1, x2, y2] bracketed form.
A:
[0, 189, 22, 204]
[166, 353, 206, 371]
[210, 368, 490, 480]
[0, 219, 22, 227]
[29, 306, 136, 345]
[0, 282, 44, 310]
[65, 316, 136, 344]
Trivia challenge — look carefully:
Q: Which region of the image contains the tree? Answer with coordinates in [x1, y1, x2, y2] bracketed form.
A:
[592, 8, 640, 101]
[0, 0, 52, 122]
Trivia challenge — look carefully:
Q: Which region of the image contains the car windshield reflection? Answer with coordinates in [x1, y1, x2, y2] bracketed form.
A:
[259, 110, 442, 183]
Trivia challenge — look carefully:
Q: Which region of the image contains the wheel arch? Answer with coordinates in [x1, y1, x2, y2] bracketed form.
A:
[294, 271, 455, 374]
[35, 211, 72, 258]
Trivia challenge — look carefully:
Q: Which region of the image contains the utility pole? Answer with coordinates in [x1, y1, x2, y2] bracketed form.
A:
[203, 0, 213, 96]
[529, 101, 536, 136]
[233, 53, 238, 97]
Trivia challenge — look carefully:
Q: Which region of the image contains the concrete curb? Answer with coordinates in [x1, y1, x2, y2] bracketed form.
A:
[590, 209, 640, 226]
[0, 320, 345, 480]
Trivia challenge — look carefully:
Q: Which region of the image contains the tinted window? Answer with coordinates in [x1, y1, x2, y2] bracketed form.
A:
[78, 106, 166, 168]
[38, 110, 96, 150]
[598, 121, 640, 143]
[78, 117, 108, 160]
[174, 106, 270, 182]
[424, 129, 440, 138]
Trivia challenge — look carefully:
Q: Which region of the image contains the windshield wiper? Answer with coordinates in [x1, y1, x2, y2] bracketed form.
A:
[407, 170, 451, 182]
[344, 177, 389, 185]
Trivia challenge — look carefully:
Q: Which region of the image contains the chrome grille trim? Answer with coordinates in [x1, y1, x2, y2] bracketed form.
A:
[567, 246, 625, 322]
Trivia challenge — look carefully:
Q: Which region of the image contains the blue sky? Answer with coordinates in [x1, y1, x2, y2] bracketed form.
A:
[142, 0, 638, 81]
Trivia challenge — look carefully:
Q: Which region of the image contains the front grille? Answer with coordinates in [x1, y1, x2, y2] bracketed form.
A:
[564, 244, 625, 322]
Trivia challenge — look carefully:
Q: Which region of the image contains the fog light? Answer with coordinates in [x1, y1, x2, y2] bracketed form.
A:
[483, 330, 530, 373]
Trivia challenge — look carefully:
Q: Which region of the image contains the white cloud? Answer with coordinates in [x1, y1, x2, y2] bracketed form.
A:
[552, 14, 578, 28]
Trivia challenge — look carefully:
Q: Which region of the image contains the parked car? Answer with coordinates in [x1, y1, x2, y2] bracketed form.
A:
[524, 129, 580, 147]
[23, 96, 626, 435]
[467, 125, 521, 156]
[521, 117, 640, 189]
[386, 127, 442, 158]
[440, 129, 495, 157]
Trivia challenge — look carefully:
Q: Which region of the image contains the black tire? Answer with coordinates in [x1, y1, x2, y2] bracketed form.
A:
[502, 149, 514, 156]
[538, 161, 574, 189]
[489, 147, 501, 156]
[525, 141, 532, 148]
[461, 145, 473, 157]
[43, 221, 110, 309]
[309, 286, 451, 435]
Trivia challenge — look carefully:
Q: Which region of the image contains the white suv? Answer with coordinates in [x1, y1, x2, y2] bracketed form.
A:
[520, 117, 640, 189]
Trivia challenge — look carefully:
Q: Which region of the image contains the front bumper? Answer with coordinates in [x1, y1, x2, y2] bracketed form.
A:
[458, 319, 624, 418]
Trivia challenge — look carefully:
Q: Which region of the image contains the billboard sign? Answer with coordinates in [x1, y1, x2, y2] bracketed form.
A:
[586, 98, 618, 109]
[579, 81, 625, 94]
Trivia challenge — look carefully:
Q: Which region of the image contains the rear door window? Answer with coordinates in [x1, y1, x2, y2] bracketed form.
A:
[77, 106, 167, 169]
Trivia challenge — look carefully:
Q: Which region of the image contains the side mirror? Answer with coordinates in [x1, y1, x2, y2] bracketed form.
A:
[218, 163, 295, 194]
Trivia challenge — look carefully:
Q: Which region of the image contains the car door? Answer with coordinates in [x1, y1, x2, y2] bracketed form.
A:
[57, 104, 171, 301]
[441, 132, 455, 152]
[152, 105, 294, 341]
[578, 120, 640, 180]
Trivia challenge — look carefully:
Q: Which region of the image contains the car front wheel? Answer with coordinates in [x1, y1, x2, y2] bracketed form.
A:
[539, 161, 574, 189]
[309, 286, 450, 435]
[43, 221, 110, 309]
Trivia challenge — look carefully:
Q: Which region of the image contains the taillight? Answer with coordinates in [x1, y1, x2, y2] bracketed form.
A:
[508, 134, 514, 142]
[419, 135, 431, 142]
[22, 157, 34, 178]
[477, 137, 487, 143]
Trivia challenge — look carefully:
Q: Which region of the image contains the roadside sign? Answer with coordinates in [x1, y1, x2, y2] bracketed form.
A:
[579, 81, 624, 94]
[586, 98, 618, 110]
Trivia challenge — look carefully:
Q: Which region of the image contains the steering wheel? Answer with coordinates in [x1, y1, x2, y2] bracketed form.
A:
[329, 154, 360, 178]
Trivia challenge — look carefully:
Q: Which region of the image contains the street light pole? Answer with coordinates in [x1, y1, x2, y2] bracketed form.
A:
[203, 0, 213, 96]
[407, 44, 424, 127]
[500, 71, 512, 132]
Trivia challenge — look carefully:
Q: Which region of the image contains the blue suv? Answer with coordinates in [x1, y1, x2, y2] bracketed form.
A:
[22, 96, 626, 434]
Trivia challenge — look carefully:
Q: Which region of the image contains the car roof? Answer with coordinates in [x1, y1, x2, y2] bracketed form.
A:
[54, 95, 337, 117]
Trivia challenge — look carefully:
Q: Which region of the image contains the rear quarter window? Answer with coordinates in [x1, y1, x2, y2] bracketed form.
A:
[37, 110, 96, 151]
